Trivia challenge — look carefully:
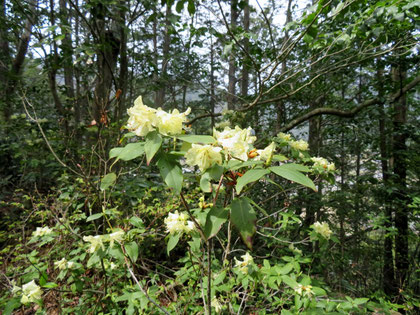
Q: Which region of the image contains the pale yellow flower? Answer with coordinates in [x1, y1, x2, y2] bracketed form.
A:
[185, 144, 222, 172]
[155, 107, 191, 136]
[290, 139, 309, 151]
[126, 96, 157, 136]
[83, 235, 105, 253]
[295, 284, 313, 297]
[234, 252, 254, 274]
[32, 226, 53, 237]
[211, 298, 223, 313]
[21, 280, 42, 304]
[327, 163, 335, 171]
[254, 142, 276, 161]
[311, 157, 328, 168]
[277, 132, 292, 142]
[312, 221, 332, 239]
[67, 261, 75, 269]
[108, 229, 125, 247]
[54, 258, 68, 270]
[213, 126, 256, 161]
[164, 211, 194, 234]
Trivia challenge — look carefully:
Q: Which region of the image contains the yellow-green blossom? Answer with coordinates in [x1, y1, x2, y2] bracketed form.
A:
[211, 298, 223, 312]
[126, 96, 158, 136]
[213, 126, 256, 161]
[312, 157, 335, 172]
[185, 144, 222, 172]
[254, 142, 276, 161]
[155, 107, 191, 135]
[290, 139, 309, 151]
[164, 211, 195, 234]
[234, 252, 254, 274]
[108, 229, 125, 247]
[294, 284, 313, 297]
[67, 261, 76, 269]
[32, 226, 53, 237]
[83, 235, 105, 253]
[312, 221, 332, 239]
[277, 132, 292, 142]
[20, 280, 42, 304]
[214, 120, 230, 129]
[54, 258, 68, 270]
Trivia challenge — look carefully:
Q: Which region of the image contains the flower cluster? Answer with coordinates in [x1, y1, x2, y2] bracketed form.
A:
[254, 142, 276, 162]
[185, 144, 222, 172]
[83, 229, 125, 253]
[311, 157, 335, 172]
[126, 96, 190, 136]
[290, 139, 309, 151]
[164, 211, 195, 234]
[234, 252, 254, 274]
[312, 221, 332, 239]
[54, 258, 75, 270]
[213, 126, 256, 161]
[294, 284, 313, 297]
[12, 280, 43, 304]
[32, 226, 53, 237]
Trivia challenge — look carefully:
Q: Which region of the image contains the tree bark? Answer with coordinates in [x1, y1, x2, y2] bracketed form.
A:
[227, 0, 238, 110]
[155, 3, 171, 108]
[240, 0, 249, 97]
[391, 61, 409, 300]
[2, 0, 37, 121]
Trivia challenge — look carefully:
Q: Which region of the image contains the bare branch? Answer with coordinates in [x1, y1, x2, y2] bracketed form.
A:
[280, 74, 420, 132]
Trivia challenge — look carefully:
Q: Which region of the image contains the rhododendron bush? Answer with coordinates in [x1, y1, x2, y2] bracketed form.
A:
[5, 97, 383, 314]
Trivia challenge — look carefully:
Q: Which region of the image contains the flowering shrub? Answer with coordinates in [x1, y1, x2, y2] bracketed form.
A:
[4, 96, 389, 314]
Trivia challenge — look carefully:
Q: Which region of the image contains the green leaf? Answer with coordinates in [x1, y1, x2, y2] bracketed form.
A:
[109, 142, 144, 161]
[270, 166, 316, 191]
[272, 154, 288, 162]
[278, 163, 310, 172]
[236, 168, 270, 194]
[200, 171, 212, 192]
[42, 282, 58, 288]
[204, 206, 228, 239]
[187, 0, 195, 15]
[275, 263, 294, 275]
[229, 160, 264, 170]
[177, 134, 216, 144]
[176, 0, 186, 13]
[157, 154, 183, 194]
[100, 172, 117, 190]
[129, 216, 144, 229]
[125, 241, 139, 262]
[230, 198, 257, 249]
[145, 131, 162, 165]
[86, 213, 103, 222]
[167, 233, 181, 255]
[282, 275, 298, 289]
[4, 298, 21, 315]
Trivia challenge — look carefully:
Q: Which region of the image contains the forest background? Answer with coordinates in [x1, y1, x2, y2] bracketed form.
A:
[0, 0, 419, 314]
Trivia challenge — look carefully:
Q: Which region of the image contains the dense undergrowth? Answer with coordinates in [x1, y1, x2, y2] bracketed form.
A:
[1, 98, 418, 314]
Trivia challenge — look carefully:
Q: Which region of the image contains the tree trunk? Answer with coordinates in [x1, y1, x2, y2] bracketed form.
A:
[276, 0, 293, 133]
[391, 62, 409, 300]
[59, 0, 76, 128]
[240, 0, 249, 97]
[155, 3, 171, 108]
[2, 0, 36, 121]
[227, 0, 238, 110]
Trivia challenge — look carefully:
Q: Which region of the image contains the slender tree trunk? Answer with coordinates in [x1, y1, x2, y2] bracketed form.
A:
[2, 0, 36, 121]
[240, 0, 249, 97]
[59, 0, 76, 131]
[276, 0, 293, 133]
[227, 0, 238, 110]
[155, 3, 171, 108]
[210, 22, 216, 129]
[377, 61, 396, 296]
[116, 6, 128, 122]
[391, 62, 409, 300]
